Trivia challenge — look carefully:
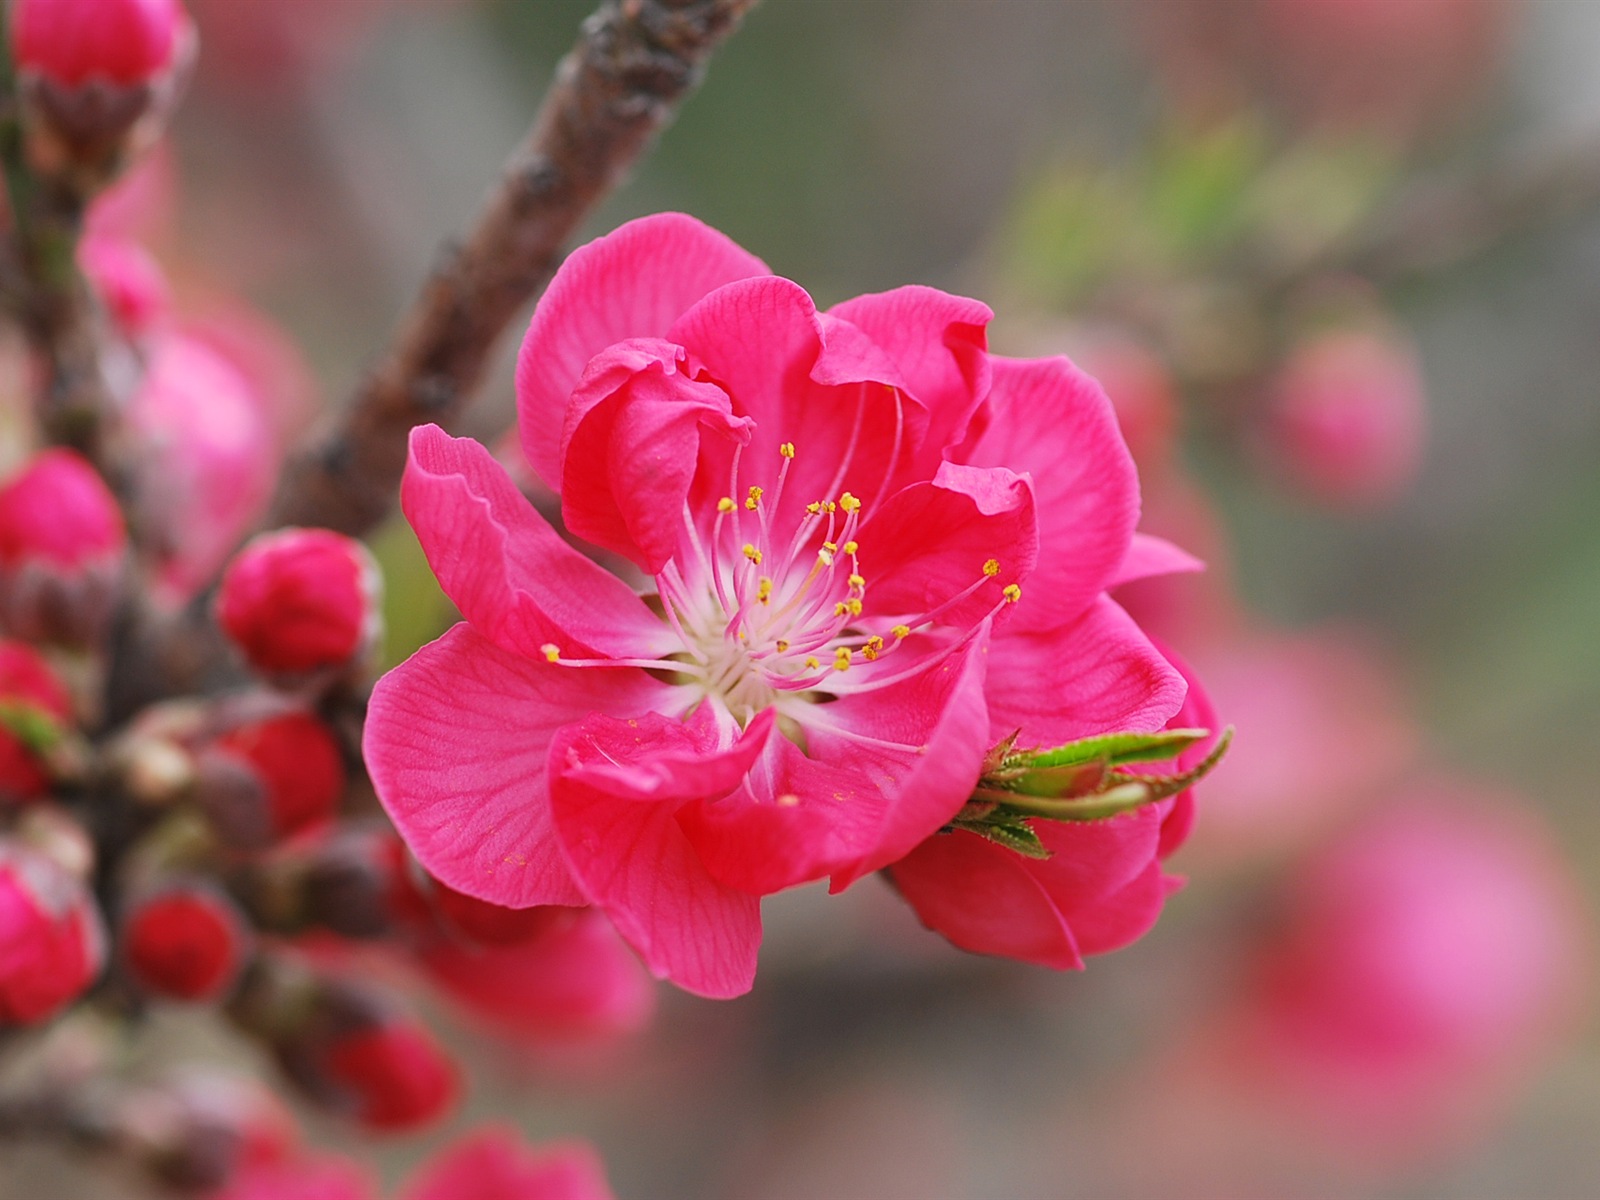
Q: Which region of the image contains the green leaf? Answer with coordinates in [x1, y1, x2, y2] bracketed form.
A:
[950, 817, 1052, 860]
[1115, 726, 1234, 804]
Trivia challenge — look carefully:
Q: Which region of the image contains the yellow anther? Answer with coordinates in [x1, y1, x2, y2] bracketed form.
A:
[822, 500, 837, 514]
[804, 656, 821, 670]
[835, 601, 849, 617]
[775, 639, 790, 653]
[738, 630, 747, 642]
[745, 485, 764, 510]
[822, 541, 838, 553]
[847, 597, 863, 616]
[742, 543, 762, 564]
[717, 497, 736, 513]
[862, 635, 884, 661]
[1003, 583, 1022, 603]
[806, 501, 823, 515]
[847, 573, 865, 589]
[842, 540, 858, 555]
[839, 492, 861, 513]
[983, 558, 1000, 577]
[834, 646, 853, 671]
[779, 442, 795, 459]
[540, 643, 560, 663]
[891, 624, 911, 639]
[757, 576, 773, 604]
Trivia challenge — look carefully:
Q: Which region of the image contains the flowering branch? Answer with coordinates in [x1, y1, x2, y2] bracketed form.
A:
[267, 0, 759, 537]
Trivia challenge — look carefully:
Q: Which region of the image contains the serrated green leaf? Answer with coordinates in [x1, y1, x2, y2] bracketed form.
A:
[1115, 726, 1234, 803]
[951, 817, 1053, 860]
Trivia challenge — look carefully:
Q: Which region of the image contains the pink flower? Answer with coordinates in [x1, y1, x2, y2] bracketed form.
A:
[366, 213, 1188, 997]
[1258, 326, 1428, 508]
[402, 1124, 614, 1200]
[1230, 780, 1593, 1154]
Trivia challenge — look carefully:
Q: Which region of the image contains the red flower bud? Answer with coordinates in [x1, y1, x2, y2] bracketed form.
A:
[128, 1069, 299, 1190]
[198, 710, 346, 848]
[0, 840, 104, 1025]
[0, 449, 126, 647]
[11, 0, 186, 88]
[218, 528, 381, 679]
[122, 880, 250, 1002]
[0, 640, 72, 805]
[316, 1015, 459, 1133]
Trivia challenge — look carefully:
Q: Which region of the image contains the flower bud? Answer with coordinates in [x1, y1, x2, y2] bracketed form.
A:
[195, 710, 346, 849]
[278, 983, 459, 1133]
[1258, 328, 1427, 508]
[0, 840, 105, 1025]
[0, 640, 72, 805]
[0, 449, 126, 647]
[218, 529, 382, 681]
[8, 0, 196, 189]
[121, 879, 250, 1002]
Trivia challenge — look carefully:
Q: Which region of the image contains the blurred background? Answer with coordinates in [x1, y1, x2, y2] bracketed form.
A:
[19, 0, 1600, 1195]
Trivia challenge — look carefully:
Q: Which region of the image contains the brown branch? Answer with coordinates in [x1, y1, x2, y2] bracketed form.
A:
[267, 0, 759, 537]
[0, 40, 119, 467]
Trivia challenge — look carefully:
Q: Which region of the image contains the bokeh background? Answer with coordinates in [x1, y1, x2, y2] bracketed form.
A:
[19, 0, 1600, 1196]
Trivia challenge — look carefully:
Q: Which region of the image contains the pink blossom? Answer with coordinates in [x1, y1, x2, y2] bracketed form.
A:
[366, 214, 1189, 996]
[0, 840, 104, 1025]
[1258, 327, 1428, 507]
[403, 1125, 614, 1200]
[1230, 780, 1593, 1154]
[11, 0, 187, 88]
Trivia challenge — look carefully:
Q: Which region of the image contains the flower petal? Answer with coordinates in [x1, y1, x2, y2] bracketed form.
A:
[854, 461, 1038, 629]
[557, 338, 748, 573]
[517, 213, 769, 487]
[404, 1125, 615, 1200]
[679, 632, 991, 895]
[888, 829, 1083, 969]
[960, 355, 1140, 629]
[548, 712, 765, 998]
[984, 596, 1186, 747]
[403, 425, 670, 660]
[365, 622, 671, 910]
[669, 276, 921, 523]
[1111, 533, 1205, 588]
[827, 285, 992, 476]
[1031, 811, 1170, 956]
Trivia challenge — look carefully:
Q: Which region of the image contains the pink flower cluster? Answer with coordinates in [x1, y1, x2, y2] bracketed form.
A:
[367, 214, 1207, 997]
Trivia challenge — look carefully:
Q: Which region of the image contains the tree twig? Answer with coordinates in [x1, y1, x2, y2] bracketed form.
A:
[267, 0, 759, 536]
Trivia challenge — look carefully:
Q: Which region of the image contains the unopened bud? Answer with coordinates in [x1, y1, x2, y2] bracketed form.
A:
[278, 982, 458, 1134]
[14, 804, 95, 880]
[0, 449, 127, 648]
[0, 840, 105, 1025]
[9, 0, 195, 190]
[194, 709, 346, 849]
[125, 1069, 298, 1191]
[121, 879, 250, 1002]
[217, 528, 382, 682]
[0, 639, 73, 806]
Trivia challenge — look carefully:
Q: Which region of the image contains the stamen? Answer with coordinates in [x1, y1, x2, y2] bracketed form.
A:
[779, 442, 795, 459]
[983, 558, 1000, 577]
[1003, 583, 1022, 603]
[541, 643, 560, 663]
[745, 485, 764, 511]
[839, 491, 861, 514]
[834, 647, 853, 672]
[742, 544, 762, 564]
[891, 624, 910, 639]
[717, 497, 735, 513]
[757, 577, 773, 604]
